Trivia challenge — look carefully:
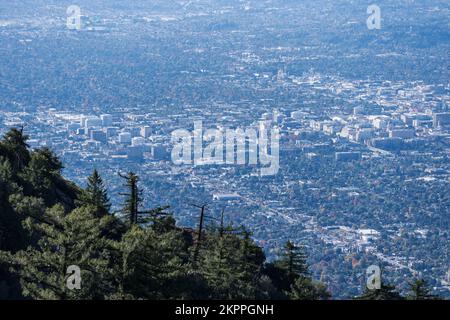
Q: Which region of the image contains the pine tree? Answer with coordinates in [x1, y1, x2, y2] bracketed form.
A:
[277, 240, 309, 280]
[407, 279, 438, 300]
[289, 277, 331, 300]
[110, 223, 192, 299]
[0, 157, 25, 299]
[198, 228, 266, 299]
[240, 227, 266, 284]
[356, 283, 404, 300]
[1, 204, 116, 299]
[199, 231, 243, 299]
[0, 157, 15, 203]
[77, 169, 111, 217]
[20, 147, 64, 204]
[119, 172, 142, 226]
[0, 157, 24, 251]
[118, 172, 170, 228]
[264, 240, 330, 299]
[0, 127, 30, 172]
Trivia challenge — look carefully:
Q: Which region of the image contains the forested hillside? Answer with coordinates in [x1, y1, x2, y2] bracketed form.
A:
[0, 128, 437, 300]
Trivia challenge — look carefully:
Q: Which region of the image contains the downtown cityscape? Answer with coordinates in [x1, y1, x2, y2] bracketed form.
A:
[0, 0, 449, 302]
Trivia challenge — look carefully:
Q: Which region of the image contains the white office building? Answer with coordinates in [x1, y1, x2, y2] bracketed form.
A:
[140, 126, 152, 138]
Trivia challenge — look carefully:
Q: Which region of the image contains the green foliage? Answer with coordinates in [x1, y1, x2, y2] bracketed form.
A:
[197, 228, 266, 299]
[0, 157, 24, 252]
[356, 283, 404, 300]
[277, 240, 309, 280]
[0, 156, 18, 201]
[3, 205, 116, 299]
[111, 222, 192, 299]
[118, 172, 142, 226]
[76, 169, 111, 217]
[407, 279, 439, 300]
[262, 240, 330, 299]
[289, 277, 331, 300]
[0, 127, 30, 172]
[20, 147, 63, 203]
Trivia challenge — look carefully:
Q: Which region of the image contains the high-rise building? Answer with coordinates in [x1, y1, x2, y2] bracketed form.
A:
[80, 116, 88, 127]
[119, 132, 132, 144]
[141, 126, 152, 138]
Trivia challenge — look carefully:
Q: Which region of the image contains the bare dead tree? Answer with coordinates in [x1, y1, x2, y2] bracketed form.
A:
[190, 202, 208, 264]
